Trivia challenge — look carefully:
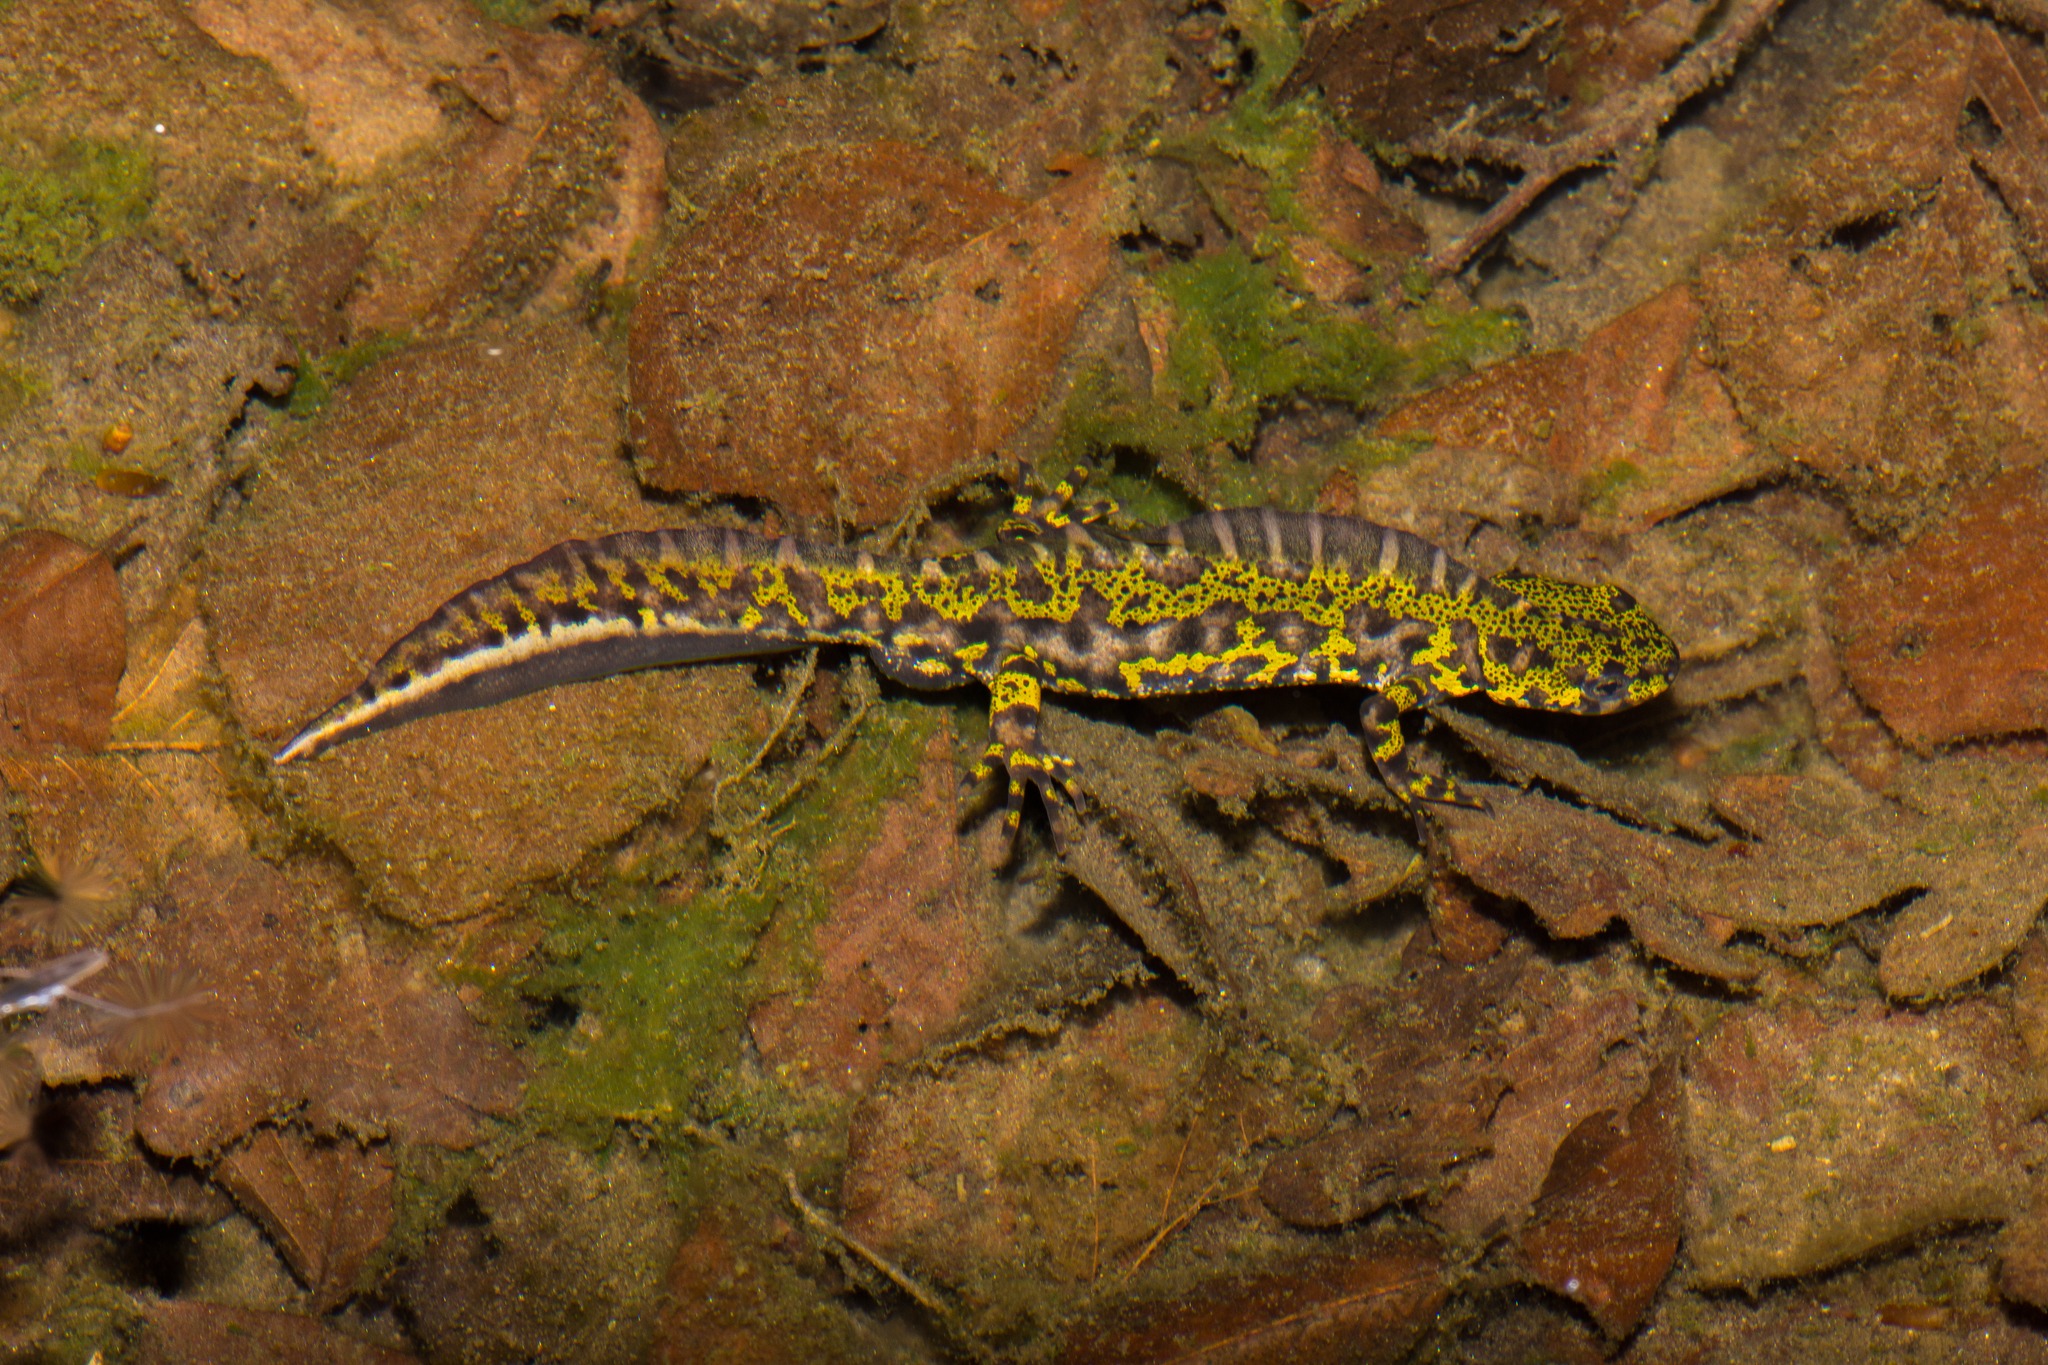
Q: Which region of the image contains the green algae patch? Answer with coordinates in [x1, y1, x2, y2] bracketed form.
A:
[1056, 218, 1516, 500]
[1155, 245, 1400, 445]
[1050, 0, 1520, 499]
[1096, 456, 1206, 527]
[473, 0, 544, 26]
[285, 332, 411, 419]
[1583, 457, 1648, 518]
[513, 696, 945, 1146]
[0, 137, 153, 305]
[516, 883, 772, 1146]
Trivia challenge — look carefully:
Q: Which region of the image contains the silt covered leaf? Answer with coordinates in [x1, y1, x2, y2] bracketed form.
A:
[217, 1128, 396, 1312]
[0, 530, 125, 753]
[125, 853, 524, 1158]
[629, 143, 1119, 527]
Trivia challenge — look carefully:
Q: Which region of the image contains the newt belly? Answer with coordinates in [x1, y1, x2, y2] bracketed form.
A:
[273, 506, 1679, 835]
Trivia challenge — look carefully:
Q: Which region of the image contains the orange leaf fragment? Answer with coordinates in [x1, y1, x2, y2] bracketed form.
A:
[94, 466, 168, 498]
[1830, 468, 2048, 751]
[218, 1129, 396, 1311]
[0, 531, 126, 753]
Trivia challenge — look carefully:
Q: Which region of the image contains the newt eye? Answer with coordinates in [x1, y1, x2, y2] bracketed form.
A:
[1584, 669, 1634, 709]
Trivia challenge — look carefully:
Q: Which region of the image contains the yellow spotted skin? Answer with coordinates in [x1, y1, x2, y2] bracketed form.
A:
[273, 508, 1679, 830]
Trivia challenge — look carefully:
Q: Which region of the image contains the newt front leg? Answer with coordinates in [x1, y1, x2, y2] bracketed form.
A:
[1360, 679, 1487, 810]
[966, 652, 1085, 852]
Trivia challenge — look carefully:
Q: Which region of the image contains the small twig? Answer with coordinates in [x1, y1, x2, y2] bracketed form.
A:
[105, 740, 219, 753]
[1414, 0, 1790, 276]
[1081, 1129, 1102, 1283]
[1121, 1123, 1223, 1283]
[782, 1171, 952, 1320]
[1121, 1112, 1268, 1282]
[709, 649, 820, 836]
[721, 657, 877, 838]
[676, 1121, 955, 1323]
[711, 656, 879, 888]
[1121, 1171, 1230, 1282]
[1155, 1124, 1195, 1234]
[110, 751, 179, 817]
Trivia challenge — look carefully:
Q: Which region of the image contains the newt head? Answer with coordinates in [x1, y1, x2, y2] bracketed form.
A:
[1483, 571, 1679, 715]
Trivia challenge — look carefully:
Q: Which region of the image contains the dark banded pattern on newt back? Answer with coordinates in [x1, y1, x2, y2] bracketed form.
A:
[274, 508, 1678, 823]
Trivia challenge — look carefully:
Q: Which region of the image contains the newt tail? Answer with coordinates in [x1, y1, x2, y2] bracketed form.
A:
[274, 510, 1679, 836]
[272, 528, 861, 764]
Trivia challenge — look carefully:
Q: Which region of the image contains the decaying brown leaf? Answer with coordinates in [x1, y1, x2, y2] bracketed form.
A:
[1830, 468, 2048, 751]
[0, 1090, 229, 1244]
[1292, 0, 1781, 274]
[1432, 788, 1754, 981]
[1378, 284, 1769, 533]
[1435, 707, 1717, 837]
[1692, 3, 2048, 538]
[1426, 978, 1656, 1245]
[217, 1128, 395, 1311]
[192, 0, 665, 333]
[398, 1140, 677, 1365]
[1064, 1228, 1448, 1365]
[1431, 740, 2048, 997]
[629, 143, 1119, 526]
[748, 727, 1004, 1096]
[839, 990, 1313, 1341]
[0, 241, 294, 632]
[122, 853, 524, 1158]
[1027, 703, 1435, 1030]
[0, 744, 242, 954]
[1710, 761, 2048, 998]
[2000, 1180, 2048, 1313]
[1258, 940, 1516, 1230]
[1962, 26, 2048, 285]
[654, 1188, 920, 1365]
[1293, 0, 1710, 150]
[1517, 1062, 1684, 1338]
[0, 530, 125, 754]
[0, 0, 321, 274]
[1261, 933, 1660, 1249]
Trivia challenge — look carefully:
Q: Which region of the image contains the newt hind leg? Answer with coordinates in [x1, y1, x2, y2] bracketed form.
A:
[963, 653, 1085, 854]
[1000, 464, 1121, 541]
[1360, 685, 1486, 810]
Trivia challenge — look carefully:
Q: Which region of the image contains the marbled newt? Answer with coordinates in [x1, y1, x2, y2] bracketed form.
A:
[274, 487, 1678, 835]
